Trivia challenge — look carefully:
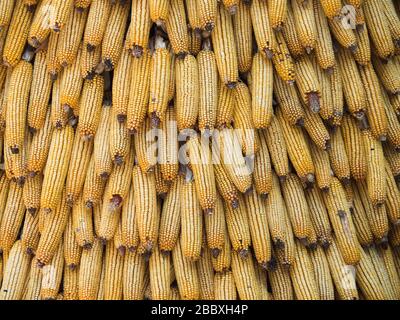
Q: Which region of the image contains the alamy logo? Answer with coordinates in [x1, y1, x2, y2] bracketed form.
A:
[341, 5, 357, 30]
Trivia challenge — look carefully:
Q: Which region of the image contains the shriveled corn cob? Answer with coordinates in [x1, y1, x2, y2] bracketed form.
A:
[40, 125, 74, 212]
[122, 250, 147, 300]
[83, 154, 106, 208]
[149, 0, 169, 26]
[120, 186, 139, 251]
[211, 4, 238, 88]
[125, 0, 152, 58]
[72, 197, 94, 249]
[154, 164, 170, 198]
[94, 105, 113, 179]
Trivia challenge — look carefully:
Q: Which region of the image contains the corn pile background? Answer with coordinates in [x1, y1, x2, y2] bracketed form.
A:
[0, 0, 399, 301]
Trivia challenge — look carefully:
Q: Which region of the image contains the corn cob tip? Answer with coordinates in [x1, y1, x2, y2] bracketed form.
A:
[296, 118, 305, 127]
[305, 47, 313, 55]
[231, 199, 239, 209]
[321, 240, 331, 249]
[239, 248, 249, 259]
[279, 175, 287, 184]
[15, 176, 26, 186]
[27, 207, 37, 215]
[37, 260, 45, 269]
[100, 172, 109, 180]
[264, 48, 274, 59]
[117, 114, 126, 123]
[349, 44, 358, 53]
[114, 155, 124, 166]
[376, 236, 389, 249]
[25, 247, 35, 256]
[309, 93, 320, 113]
[117, 246, 126, 257]
[150, 112, 161, 128]
[128, 246, 137, 253]
[109, 195, 123, 211]
[131, 46, 144, 58]
[211, 248, 221, 258]
[68, 263, 77, 271]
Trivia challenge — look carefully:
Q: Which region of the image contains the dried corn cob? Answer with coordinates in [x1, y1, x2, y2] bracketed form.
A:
[56, 8, 88, 67]
[211, 4, 238, 88]
[250, 0, 276, 59]
[125, 0, 152, 57]
[40, 125, 74, 212]
[3, 0, 33, 67]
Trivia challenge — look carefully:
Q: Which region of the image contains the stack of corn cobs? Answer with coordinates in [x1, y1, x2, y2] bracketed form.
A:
[0, 0, 399, 301]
